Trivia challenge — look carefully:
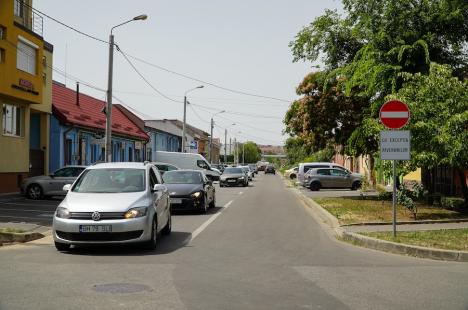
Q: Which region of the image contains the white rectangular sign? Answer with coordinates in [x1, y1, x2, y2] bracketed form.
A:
[380, 130, 411, 160]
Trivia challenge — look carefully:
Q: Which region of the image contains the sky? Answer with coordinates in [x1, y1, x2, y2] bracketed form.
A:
[35, 0, 342, 146]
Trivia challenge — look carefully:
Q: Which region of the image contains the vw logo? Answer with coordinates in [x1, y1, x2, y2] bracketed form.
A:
[91, 211, 101, 221]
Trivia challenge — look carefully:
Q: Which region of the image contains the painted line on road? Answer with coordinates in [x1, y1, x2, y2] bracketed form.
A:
[190, 200, 234, 242]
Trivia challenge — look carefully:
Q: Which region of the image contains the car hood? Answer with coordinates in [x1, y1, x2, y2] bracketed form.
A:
[221, 173, 245, 179]
[165, 183, 203, 196]
[62, 192, 148, 212]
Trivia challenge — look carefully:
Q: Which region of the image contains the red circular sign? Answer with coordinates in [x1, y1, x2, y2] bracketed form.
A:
[379, 100, 410, 129]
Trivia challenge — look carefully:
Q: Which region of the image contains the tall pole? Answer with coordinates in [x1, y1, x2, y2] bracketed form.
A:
[105, 33, 114, 163]
[392, 160, 397, 237]
[182, 95, 187, 153]
[234, 138, 237, 165]
[242, 143, 245, 165]
[209, 117, 214, 163]
[224, 129, 227, 164]
[229, 137, 232, 162]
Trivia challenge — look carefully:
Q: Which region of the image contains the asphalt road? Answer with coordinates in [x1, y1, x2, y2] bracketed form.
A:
[1, 173, 467, 310]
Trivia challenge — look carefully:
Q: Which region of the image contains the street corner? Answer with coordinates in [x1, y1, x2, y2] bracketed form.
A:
[0, 222, 50, 248]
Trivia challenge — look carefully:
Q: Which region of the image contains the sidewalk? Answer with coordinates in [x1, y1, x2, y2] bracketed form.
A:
[0, 222, 51, 234]
[346, 222, 468, 233]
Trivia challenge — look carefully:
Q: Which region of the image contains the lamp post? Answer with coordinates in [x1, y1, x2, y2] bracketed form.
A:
[209, 110, 225, 163]
[224, 123, 236, 164]
[182, 86, 204, 153]
[105, 14, 147, 162]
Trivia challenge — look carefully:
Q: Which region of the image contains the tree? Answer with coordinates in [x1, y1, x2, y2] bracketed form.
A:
[392, 63, 468, 207]
[239, 141, 262, 164]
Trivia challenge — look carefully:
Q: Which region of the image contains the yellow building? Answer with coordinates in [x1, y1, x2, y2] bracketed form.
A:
[0, 0, 53, 193]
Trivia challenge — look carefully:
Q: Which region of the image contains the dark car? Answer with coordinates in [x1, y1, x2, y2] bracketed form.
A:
[211, 164, 225, 173]
[152, 162, 179, 175]
[248, 164, 258, 175]
[162, 170, 216, 213]
[220, 167, 248, 187]
[265, 165, 276, 174]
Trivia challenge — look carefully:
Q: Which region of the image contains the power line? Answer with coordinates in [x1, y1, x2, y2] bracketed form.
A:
[190, 102, 283, 120]
[20, 0, 108, 44]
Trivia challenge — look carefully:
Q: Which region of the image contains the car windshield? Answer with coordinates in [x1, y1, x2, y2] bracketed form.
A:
[72, 168, 146, 193]
[224, 167, 243, 174]
[163, 171, 203, 184]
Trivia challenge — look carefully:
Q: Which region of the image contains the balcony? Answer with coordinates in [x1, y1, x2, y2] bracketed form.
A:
[14, 0, 43, 37]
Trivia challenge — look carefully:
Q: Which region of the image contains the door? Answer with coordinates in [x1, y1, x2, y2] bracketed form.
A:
[316, 169, 332, 187]
[150, 167, 169, 231]
[202, 173, 214, 204]
[330, 169, 350, 188]
[29, 149, 44, 177]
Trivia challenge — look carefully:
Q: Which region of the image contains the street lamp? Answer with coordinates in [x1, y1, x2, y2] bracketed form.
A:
[182, 86, 204, 153]
[209, 110, 225, 163]
[105, 14, 147, 162]
[224, 123, 235, 164]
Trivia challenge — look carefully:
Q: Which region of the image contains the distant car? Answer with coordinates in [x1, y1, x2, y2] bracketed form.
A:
[220, 167, 248, 187]
[154, 151, 220, 181]
[211, 164, 225, 173]
[248, 164, 258, 175]
[285, 167, 298, 179]
[21, 165, 87, 200]
[241, 166, 253, 181]
[163, 170, 215, 214]
[265, 165, 276, 174]
[305, 167, 362, 191]
[152, 162, 179, 175]
[52, 162, 171, 251]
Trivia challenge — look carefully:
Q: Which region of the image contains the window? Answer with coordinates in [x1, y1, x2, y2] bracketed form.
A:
[2, 104, 22, 137]
[65, 139, 72, 165]
[17, 40, 36, 75]
[0, 26, 6, 40]
[317, 169, 331, 176]
[197, 160, 210, 170]
[304, 165, 329, 173]
[331, 169, 347, 177]
[149, 168, 158, 189]
[14, 0, 23, 17]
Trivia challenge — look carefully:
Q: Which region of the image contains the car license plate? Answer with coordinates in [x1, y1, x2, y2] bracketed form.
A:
[79, 225, 112, 233]
[171, 198, 182, 204]
[228, 180, 236, 183]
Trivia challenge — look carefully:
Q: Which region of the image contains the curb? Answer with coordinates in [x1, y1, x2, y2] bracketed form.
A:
[0, 232, 45, 244]
[341, 219, 468, 227]
[282, 176, 468, 262]
[341, 231, 468, 262]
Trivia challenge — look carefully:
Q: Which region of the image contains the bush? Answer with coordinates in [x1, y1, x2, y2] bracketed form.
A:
[441, 197, 465, 210]
[376, 184, 392, 201]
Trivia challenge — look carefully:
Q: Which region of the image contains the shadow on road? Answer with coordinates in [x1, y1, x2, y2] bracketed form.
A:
[63, 231, 192, 256]
[172, 206, 224, 216]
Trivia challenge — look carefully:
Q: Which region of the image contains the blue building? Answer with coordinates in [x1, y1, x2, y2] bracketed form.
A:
[49, 82, 149, 172]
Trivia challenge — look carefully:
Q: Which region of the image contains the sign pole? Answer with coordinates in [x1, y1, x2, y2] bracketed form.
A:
[392, 159, 397, 237]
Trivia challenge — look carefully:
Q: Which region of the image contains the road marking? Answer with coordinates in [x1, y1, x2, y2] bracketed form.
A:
[190, 200, 233, 242]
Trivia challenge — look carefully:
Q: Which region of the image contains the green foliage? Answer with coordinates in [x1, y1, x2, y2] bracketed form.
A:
[302, 147, 335, 163]
[239, 141, 262, 164]
[441, 197, 465, 210]
[397, 184, 418, 220]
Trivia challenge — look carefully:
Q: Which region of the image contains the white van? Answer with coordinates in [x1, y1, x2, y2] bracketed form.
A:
[154, 151, 221, 181]
[297, 162, 349, 185]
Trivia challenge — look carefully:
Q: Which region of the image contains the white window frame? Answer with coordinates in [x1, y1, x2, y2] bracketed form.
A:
[17, 36, 38, 75]
[2, 104, 23, 137]
[14, 0, 23, 17]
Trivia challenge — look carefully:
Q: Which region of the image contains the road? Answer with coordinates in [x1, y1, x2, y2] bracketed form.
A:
[1, 173, 467, 310]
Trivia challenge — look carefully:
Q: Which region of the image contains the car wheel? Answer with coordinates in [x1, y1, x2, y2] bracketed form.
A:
[161, 210, 171, 236]
[209, 192, 216, 208]
[351, 181, 362, 191]
[310, 182, 321, 191]
[27, 184, 43, 200]
[144, 217, 158, 250]
[220, 183, 224, 188]
[290, 174, 296, 180]
[54, 241, 70, 252]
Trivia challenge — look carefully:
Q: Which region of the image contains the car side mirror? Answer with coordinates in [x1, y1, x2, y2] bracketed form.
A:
[63, 184, 72, 191]
[153, 184, 166, 192]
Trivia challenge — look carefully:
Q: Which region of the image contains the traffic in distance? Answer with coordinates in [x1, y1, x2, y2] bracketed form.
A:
[16, 151, 277, 252]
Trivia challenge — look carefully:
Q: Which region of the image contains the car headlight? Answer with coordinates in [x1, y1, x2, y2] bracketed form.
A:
[191, 191, 202, 199]
[56, 206, 70, 219]
[124, 207, 148, 219]
[238, 176, 245, 180]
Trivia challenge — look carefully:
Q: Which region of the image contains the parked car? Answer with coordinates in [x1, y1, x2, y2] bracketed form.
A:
[265, 165, 276, 174]
[154, 151, 220, 181]
[241, 166, 253, 181]
[220, 167, 248, 187]
[305, 167, 362, 191]
[248, 164, 258, 176]
[152, 162, 179, 175]
[52, 162, 171, 251]
[285, 167, 298, 179]
[298, 162, 349, 185]
[162, 170, 215, 213]
[21, 165, 87, 200]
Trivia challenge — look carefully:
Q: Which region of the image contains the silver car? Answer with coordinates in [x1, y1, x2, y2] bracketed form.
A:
[53, 162, 171, 251]
[20, 166, 87, 199]
[305, 167, 362, 191]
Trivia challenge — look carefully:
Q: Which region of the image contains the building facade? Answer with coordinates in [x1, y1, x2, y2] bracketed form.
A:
[0, 0, 53, 193]
[49, 82, 148, 172]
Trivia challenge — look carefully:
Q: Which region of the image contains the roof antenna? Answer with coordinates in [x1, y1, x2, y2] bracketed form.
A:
[76, 82, 80, 106]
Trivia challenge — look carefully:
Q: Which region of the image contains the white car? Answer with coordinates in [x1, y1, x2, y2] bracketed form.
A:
[154, 151, 221, 181]
[53, 162, 171, 251]
[240, 166, 253, 181]
[284, 167, 298, 180]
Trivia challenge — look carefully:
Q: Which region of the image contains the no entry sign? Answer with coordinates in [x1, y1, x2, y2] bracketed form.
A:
[379, 100, 410, 129]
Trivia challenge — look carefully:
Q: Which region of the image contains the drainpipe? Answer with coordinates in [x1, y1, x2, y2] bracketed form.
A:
[76, 82, 80, 106]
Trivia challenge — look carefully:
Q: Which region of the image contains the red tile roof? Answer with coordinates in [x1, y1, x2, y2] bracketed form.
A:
[52, 81, 149, 140]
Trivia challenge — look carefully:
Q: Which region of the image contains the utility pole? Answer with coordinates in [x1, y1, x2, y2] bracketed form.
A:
[182, 95, 187, 153]
[242, 142, 245, 165]
[229, 137, 232, 163]
[234, 138, 237, 165]
[209, 117, 214, 163]
[105, 33, 114, 163]
[224, 129, 227, 164]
